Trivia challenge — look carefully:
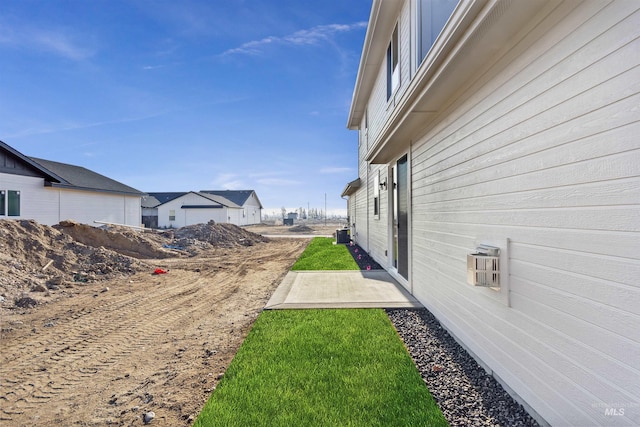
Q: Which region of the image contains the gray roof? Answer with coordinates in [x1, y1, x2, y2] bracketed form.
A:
[145, 192, 188, 205]
[197, 192, 240, 208]
[1, 141, 143, 196]
[341, 178, 361, 197]
[145, 191, 241, 208]
[141, 195, 162, 208]
[200, 190, 262, 208]
[30, 157, 144, 196]
[1, 140, 65, 183]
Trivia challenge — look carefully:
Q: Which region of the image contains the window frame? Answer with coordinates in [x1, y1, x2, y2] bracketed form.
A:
[7, 190, 20, 217]
[386, 23, 400, 101]
[417, 0, 459, 66]
[373, 171, 380, 219]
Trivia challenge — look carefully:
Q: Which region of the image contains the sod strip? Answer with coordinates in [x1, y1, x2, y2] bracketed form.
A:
[194, 309, 448, 427]
[291, 237, 359, 271]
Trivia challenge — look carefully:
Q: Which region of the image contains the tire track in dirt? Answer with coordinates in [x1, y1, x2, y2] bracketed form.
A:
[0, 270, 240, 412]
[1, 272, 234, 418]
[0, 238, 309, 425]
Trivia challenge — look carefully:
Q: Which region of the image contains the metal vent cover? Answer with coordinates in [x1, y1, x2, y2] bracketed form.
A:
[467, 245, 500, 287]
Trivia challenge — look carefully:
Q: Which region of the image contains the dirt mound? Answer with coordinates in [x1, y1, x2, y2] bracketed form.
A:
[56, 220, 176, 259]
[288, 225, 313, 233]
[0, 219, 149, 309]
[174, 221, 268, 251]
[0, 219, 272, 311]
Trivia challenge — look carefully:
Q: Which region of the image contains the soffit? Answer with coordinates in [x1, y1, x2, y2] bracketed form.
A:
[348, 0, 404, 130]
[365, 0, 557, 164]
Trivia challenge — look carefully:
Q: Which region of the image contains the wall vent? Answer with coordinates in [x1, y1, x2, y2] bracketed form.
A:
[467, 245, 500, 287]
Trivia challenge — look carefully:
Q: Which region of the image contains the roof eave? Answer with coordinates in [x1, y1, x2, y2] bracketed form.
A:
[0, 141, 66, 183]
[347, 0, 403, 130]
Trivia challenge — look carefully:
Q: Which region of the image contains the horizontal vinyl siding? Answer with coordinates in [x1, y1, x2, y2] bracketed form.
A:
[0, 174, 59, 225]
[354, 126, 370, 250]
[58, 190, 136, 226]
[353, 186, 368, 250]
[0, 173, 141, 227]
[367, 1, 412, 152]
[410, 2, 640, 426]
[125, 195, 142, 227]
[368, 164, 388, 266]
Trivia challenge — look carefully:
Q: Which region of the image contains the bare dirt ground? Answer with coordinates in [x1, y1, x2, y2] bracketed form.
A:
[0, 220, 313, 426]
[244, 220, 346, 237]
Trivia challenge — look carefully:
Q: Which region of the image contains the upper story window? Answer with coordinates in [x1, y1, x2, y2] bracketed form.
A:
[418, 0, 458, 64]
[386, 23, 399, 100]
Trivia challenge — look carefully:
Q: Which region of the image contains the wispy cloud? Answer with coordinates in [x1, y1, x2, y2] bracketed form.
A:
[211, 173, 247, 190]
[320, 167, 353, 174]
[221, 22, 367, 57]
[0, 21, 94, 60]
[3, 111, 172, 139]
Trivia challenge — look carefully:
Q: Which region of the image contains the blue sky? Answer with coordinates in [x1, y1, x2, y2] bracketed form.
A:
[0, 0, 370, 216]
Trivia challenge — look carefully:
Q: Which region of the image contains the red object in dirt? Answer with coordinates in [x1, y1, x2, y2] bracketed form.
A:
[153, 268, 168, 275]
[366, 265, 371, 271]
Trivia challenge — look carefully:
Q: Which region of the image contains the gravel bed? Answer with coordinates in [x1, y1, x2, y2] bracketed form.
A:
[387, 308, 540, 427]
[344, 242, 383, 270]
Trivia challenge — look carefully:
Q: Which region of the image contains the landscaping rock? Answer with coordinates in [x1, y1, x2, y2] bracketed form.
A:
[345, 242, 383, 270]
[387, 309, 539, 427]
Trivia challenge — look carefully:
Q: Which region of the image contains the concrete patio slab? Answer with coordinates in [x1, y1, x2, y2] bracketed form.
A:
[264, 270, 422, 309]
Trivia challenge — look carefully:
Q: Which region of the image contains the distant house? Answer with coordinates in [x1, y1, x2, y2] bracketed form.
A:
[345, 1, 639, 426]
[1, 141, 144, 227]
[200, 190, 263, 225]
[143, 190, 262, 229]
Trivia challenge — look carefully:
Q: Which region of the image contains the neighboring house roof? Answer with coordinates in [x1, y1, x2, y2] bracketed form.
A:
[341, 178, 361, 197]
[200, 190, 263, 209]
[146, 191, 241, 209]
[146, 192, 188, 205]
[1, 140, 65, 183]
[141, 195, 162, 208]
[30, 157, 145, 196]
[1, 140, 144, 196]
[197, 192, 241, 208]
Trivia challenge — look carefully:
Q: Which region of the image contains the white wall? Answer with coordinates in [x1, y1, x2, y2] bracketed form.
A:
[242, 193, 262, 225]
[358, 1, 640, 425]
[157, 193, 228, 228]
[0, 173, 142, 227]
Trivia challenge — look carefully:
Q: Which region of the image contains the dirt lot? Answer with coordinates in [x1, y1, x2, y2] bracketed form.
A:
[0, 220, 318, 426]
[244, 221, 345, 236]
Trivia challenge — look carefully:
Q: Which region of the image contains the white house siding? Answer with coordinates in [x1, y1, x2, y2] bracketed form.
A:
[0, 173, 59, 225]
[1, 173, 142, 227]
[226, 207, 246, 226]
[157, 193, 228, 229]
[58, 189, 141, 227]
[368, 163, 388, 266]
[403, 2, 640, 426]
[353, 126, 371, 250]
[240, 193, 262, 225]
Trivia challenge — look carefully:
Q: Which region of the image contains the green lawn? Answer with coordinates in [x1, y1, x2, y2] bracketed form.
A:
[291, 237, 359, 271]
[193, 309, 448, 427]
